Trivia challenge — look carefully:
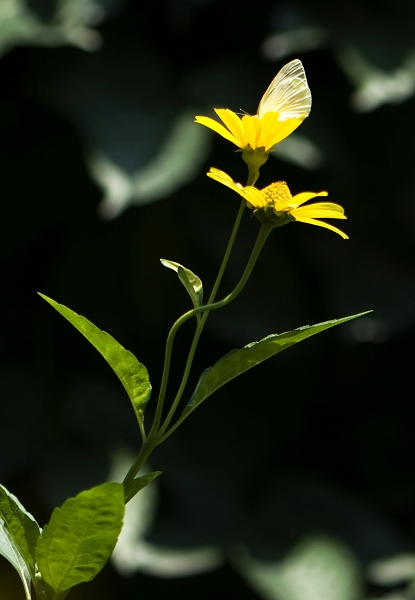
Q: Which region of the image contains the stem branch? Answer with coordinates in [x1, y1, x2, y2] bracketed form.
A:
[149, 198, 246, 437]
[159, 219, 274, 436]
[122, 437, 159, 496]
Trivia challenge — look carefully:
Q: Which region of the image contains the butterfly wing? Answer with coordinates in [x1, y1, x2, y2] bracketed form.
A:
[257, 59, 312, 120]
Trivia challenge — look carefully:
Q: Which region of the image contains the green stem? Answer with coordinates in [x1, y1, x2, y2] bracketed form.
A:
[158, 219, 274, 438]
[158, 198, 245, 435]
[124, 168, 265, 494]
[151, 168, 260, 438]
[138, 415, 146, 441]
[207, 198, 246, 310]
[122, 437, 159, 495]
[149, 198, 245, 438]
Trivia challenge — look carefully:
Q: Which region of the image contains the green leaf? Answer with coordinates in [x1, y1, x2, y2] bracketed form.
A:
[0, 484, 41, 582]
[124, 471, 162, 504]
[0, 521, 32, 599]
[39, 294, 151, 431]
[33, 569, 69, 600]
[36, 482, 125, 594]
[161, 259, 203, 321]
[184, 312, 370, 416]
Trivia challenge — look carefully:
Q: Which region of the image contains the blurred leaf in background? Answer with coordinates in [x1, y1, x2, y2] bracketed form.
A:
[0, 0, 108, 55]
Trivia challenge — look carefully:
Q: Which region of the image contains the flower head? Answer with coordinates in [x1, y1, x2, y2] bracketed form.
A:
[195, 60, 311, 152]
[207, 168, 348, 239]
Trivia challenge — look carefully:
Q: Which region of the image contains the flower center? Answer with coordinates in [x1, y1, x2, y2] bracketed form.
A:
[262, 181, 292, 211]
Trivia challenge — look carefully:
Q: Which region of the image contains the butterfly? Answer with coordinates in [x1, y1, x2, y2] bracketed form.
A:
[257, 59, 312, 121]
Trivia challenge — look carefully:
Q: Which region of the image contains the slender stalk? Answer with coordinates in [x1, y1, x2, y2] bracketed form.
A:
[158, 198, 245, 435]
[137, 416, 146, 441]
[125, 199, 252, 486]
[125, 222, 270, 487]
[151, 169, 260, 438]
[158, 404, 194, 442]
[149, 198, 245, 438]
[206, 198, 246, 312]
[122, 436, 159, 494]
[158, 219, 274, 437]
[124, 188, 271, 491]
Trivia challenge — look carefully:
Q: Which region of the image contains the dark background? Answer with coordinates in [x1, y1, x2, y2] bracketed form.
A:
[1, 0, 415, 598]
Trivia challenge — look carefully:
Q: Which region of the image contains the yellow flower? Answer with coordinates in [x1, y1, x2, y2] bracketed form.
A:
[207, 168, 349, 239]
[195, 59, 311, 152]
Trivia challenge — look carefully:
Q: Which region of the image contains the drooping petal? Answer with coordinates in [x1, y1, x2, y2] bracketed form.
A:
[215, 109, 247, 147]
[208, 168, 235, 183]
[289, 191, 328, 208]
[207, 168, 244, 195]
[292, 202, 346, 219]
[195, 115, 241, 146]
[206, 168, 266, 208]
[295, 217, 349, 239]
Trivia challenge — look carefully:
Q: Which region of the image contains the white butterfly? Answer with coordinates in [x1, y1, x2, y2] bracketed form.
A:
[257, 59, 312, 121]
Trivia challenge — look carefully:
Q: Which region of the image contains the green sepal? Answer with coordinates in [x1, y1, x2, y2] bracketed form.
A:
[161, 259, 203, 322]
[35, 482, 125, 594]
[0, 484, 41, 595]
[241, 146, 269, 186]
[183, 312, 370, 416]
[39, 294, 151, 434]
[252, 204, 296, 227]
[124, 471, 162, 504]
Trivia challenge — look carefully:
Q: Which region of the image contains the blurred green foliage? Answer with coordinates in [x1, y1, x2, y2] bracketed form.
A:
[2, 0, 415, 599]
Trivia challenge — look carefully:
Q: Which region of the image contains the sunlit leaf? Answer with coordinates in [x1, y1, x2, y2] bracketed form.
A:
[124, 471, 162, 504]
[36, 482, 125, 594]
[184, 312, 370, 416]
[33, 569, 69, 600]
[0, 484, 41, 581]
[39, 294, 151, 431]
[161, 259, 203, 320]
[0, 520, 32, 599]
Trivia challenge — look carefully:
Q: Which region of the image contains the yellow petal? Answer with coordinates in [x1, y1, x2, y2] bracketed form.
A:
[289, 191, 328, 208]
[241, 115, 261, 148]
[292, 202, 346, 219]
[243, 186, 268, 208]
[207, 167, 234, 183]
[207, 168, 244, 196]
[295, 217, 349, 239]
[215, 109, 247, 147]
[195, 115, 241, 146]
[265, 116, 304, 150]
[258, 112, 281, 149]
